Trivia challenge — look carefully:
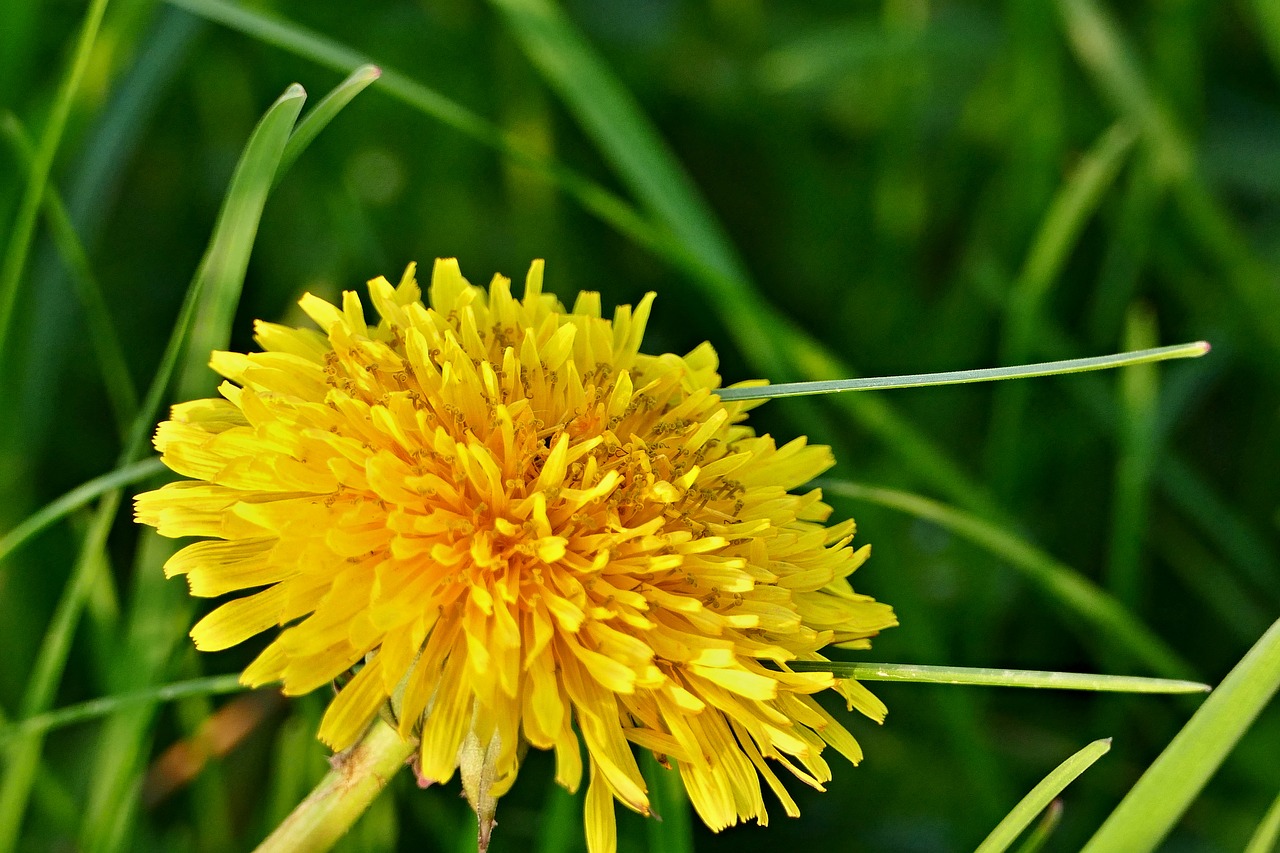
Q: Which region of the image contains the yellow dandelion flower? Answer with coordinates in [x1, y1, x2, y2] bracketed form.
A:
[135, 258, 897, 852]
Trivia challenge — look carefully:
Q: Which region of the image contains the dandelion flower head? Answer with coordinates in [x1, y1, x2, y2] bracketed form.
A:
[135, 259, 897, 851]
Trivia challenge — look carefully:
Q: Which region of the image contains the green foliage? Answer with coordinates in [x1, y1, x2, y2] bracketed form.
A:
[1, 1, 1277, 851]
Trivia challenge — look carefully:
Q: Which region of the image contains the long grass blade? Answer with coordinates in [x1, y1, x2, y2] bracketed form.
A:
[1081, 618, 1280, 852]
[975, 739, 1112, 853]
[0, 83, 305, 851]
[786, 662, 1208, 694]
[718, 342, 1207, 401]
[0, 676, 246, 747]
[820, 479, 1194, 679]
[1013, 800, 1064, 853]
[1244, 789, 1280, 853]
[0, 0, 111, 362]
[0, 114, 139, 436]
[0, 458, 165, 565]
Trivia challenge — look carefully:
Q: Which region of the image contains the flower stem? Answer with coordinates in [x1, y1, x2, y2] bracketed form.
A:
[255, 719, 415, 853]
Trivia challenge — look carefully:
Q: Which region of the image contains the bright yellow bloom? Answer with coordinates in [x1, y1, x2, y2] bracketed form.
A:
[135, 259, 896, 851]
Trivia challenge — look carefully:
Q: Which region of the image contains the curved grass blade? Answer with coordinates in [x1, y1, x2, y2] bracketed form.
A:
[976, 739, 1112, 853]
[0, 676, 246, 747]
[0, 457, 165, 565]
[0, 83, 305, 851]
[787, 662, 1207, 694]
[1082, 617, 1280, 853]
[275, 64, 381, 186]
[1244, 788, 1280, 853]
[718, 342, 1207, 401]
[0, 0, 111, 362]
[820, 479, 1195, 679]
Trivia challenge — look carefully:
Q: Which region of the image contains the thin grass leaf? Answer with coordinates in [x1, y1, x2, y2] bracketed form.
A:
[1255, 0, 1280, 78]
[534, 783, 585, 853]
[717, 342, 1208, 401]
[0, 0, 111, 361]
[0, 676, 245, 747]
[1082, 617, 1280, 853]
[0, 83, 305, 851]
[0, 113, 138, 435]
[785, 662, 1207, 693]
[0, 457, 165, 565]
[976, 740, 1111, 853]
[819, 479, 1195, 679]
[641, 752, 694, 853]
[1244, 788, 1280, 853]
[275, 64, 382, 186]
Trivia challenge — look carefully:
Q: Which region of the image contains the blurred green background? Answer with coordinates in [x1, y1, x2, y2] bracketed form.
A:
[1, 0, 1278, 851]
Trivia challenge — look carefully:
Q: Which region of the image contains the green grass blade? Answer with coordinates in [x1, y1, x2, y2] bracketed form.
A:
[177, 83, 306, 398]
[275, 64, 382, 186]
[820, 479, 1195, 679]
[0, 676, 245, 747]
[0, 83, 305, 851]
[0, 0, 111, 362]
[717, 342, 1208, 401]
[1244, 788, 1280, 853]
[0, 457, 165, 565]
[785, 662, 1208, 694]
[0, 113, 139, 436]
[1081, 617, 1280, 853]
[641, 752, 694, 853]
[976, 739, 1112, 853]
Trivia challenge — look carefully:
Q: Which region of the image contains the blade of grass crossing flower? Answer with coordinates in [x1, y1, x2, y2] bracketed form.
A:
[274, 64, 382, 186]
[786, 662, 1208, 694]
[1082, 617, 1280, 853]
[0, 0, 111, 362]
[975, 739, 1111, 853]
[0, 114, 139, 436]
[984, 122, 1136, 494]
[641, 752, 694, 853]
[718, 342, 1209, 401]
[0, 84, 305, 852]
[1012, 800, 1064, 853]
[0, 458, 165, 565]
[1244, 789, 1280, 853]
[0, 676, 245, 747]
[820, 479, 1195, 679]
